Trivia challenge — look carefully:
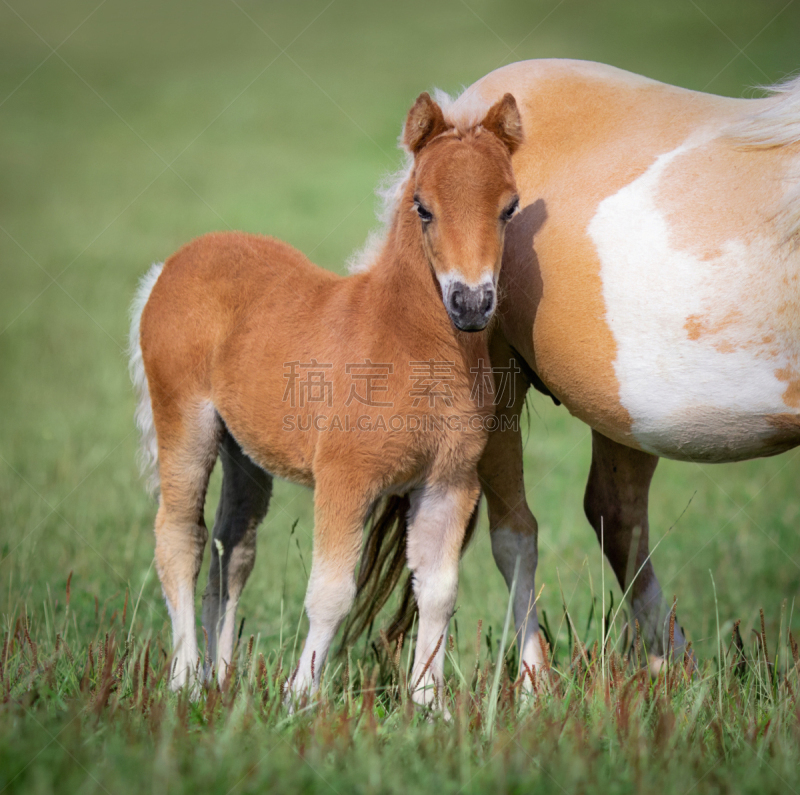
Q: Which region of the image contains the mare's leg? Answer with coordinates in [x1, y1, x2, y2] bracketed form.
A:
[407, 479, 481, 710]
[202, 429, 272, 683]
[478, 345, 544, 678]
[153, 400, 221, 690]
[291, 477, 368, 696]
[584, 429, 687, 665]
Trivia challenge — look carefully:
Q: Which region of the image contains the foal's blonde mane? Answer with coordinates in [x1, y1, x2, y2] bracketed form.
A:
[347, 88, 493, 274]
[726, 74, 800, 245]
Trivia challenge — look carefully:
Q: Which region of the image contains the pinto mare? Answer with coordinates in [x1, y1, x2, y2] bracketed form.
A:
[424, 60, 800, 673]
[128, 92, 524, 706]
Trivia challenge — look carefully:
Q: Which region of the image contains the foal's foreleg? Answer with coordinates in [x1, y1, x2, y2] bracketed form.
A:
[406, 479, 481, 711]
[291, 481, 367, 697]
[202, 430, 272, 683]
[584, 429, 687, 667]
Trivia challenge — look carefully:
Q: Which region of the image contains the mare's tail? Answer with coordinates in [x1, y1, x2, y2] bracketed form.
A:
[339, 492, 481, 652]
[128, 263, 164, 495]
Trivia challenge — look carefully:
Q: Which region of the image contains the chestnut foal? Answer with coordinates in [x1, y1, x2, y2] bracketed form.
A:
[129, 91, 523, 707]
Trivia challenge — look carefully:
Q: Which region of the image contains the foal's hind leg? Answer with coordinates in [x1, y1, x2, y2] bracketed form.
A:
[153, 401, 221, 690]
[202, 430, 272, 683]
[406, 479, 481, 711]
[584, 429, 687, 668]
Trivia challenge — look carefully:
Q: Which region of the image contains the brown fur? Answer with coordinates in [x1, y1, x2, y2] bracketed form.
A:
[135, 92, 523, 702]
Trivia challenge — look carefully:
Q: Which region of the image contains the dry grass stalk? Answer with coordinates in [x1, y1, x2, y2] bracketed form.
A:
[635, 620, 643, 669]
[538, 632, 551, 674]
[669, 596, 677, 661]
[413, 633, 443, 693]
[23, 623, 38, 671]
[760, 608, 770, 670]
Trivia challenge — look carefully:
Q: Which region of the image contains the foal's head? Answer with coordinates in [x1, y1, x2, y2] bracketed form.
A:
[403, 91, 523, 332]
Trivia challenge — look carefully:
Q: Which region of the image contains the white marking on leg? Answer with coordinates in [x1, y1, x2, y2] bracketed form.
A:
[292, 560, 356, 696]
[491, 526, 544, 685]
[214, 597, 239, 681]
[407, 485, 472, 711]
[167, 585, 199, 690]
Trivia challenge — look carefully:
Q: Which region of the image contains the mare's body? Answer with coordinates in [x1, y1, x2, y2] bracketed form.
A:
[454, 60, 800, 668]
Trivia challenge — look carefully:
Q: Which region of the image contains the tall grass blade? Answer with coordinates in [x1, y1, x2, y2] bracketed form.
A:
[128, 558, 154, 644]
[485, 554, 519, 740]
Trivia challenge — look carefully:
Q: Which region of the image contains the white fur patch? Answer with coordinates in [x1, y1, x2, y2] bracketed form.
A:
[437, 270, 495, 292]
[490, 526, 544, 674]
[292, 560, 357, 693]
[406, 484, 467, 707]
[128, 262, 164, 494]
[589, 139, 800, 461]
[166, 584, 200, 690]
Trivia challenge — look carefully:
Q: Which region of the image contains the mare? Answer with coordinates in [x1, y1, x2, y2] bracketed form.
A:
[462, 60, 800, 672]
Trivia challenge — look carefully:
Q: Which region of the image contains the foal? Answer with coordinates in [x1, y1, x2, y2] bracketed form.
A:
[129, 91, 523, 706]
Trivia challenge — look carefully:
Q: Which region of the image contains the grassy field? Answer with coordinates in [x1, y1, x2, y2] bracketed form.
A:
[2, 1, 800, 792]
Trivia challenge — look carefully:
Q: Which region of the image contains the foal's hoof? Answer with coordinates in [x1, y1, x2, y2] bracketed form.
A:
[282, 678, 314, 715]
[170, 668, 202, 701]
[411, 694, 452, 722]
[648, 648, 697, 679]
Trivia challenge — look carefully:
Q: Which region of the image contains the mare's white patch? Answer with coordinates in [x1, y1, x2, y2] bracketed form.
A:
[590, 138, 800, 461]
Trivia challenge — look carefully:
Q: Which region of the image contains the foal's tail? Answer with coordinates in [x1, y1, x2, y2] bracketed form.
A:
[339, 492, 481, 652]
[128, 262, 164, 496]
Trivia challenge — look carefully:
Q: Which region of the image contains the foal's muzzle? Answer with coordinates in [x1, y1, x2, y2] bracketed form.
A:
[444, 280, 496, 332]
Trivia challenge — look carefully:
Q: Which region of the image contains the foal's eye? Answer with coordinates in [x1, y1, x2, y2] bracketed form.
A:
[413, 198, 433, 224]
[501, 197, 520, 222]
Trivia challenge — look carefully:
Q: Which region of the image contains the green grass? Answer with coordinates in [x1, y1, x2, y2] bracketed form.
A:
[2, 0, 800, 792]
[1, 583, 799, 795]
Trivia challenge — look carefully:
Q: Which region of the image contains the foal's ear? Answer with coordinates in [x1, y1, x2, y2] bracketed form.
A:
[481, 93, 524, 154]
[403, 92, 449, 155]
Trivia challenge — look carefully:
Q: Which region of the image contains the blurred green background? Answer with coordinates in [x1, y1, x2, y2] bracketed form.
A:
[2, 0, 799, 668]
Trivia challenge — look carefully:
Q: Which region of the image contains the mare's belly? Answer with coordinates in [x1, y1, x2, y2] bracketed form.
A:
[623, 404, 799, 463]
